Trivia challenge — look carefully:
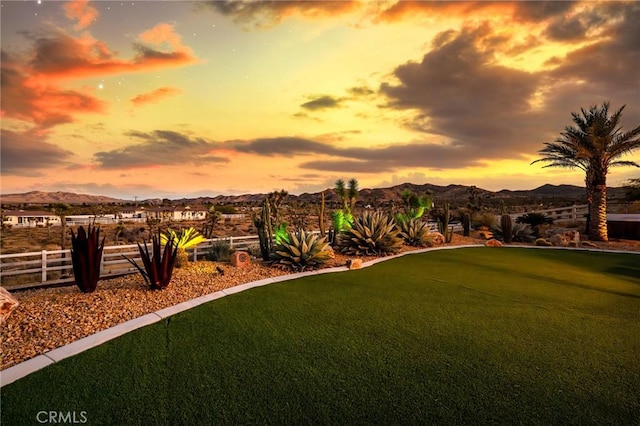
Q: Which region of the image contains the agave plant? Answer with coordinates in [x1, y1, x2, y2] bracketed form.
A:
[338, 212, 403, 256]
[271, 230, 333, 271]
[126, 230, 178, 290]
[70, 224, 105, 293]
[491, 222, 535, 243]
[398, 217, 431, 247]
[161, 227, 206, 267]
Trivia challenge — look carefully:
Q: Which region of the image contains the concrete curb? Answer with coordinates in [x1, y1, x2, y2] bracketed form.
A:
[1, 244, 636, 387]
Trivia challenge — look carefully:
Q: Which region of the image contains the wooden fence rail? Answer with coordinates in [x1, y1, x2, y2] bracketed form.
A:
[0, 235, 262, 291]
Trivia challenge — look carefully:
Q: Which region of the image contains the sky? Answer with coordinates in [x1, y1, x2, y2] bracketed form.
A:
[1, 0, 639, 200]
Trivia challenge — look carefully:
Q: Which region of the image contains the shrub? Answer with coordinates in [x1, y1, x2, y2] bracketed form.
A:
[271, 230, 333, 271]
[398, 217, 430, 247]
[491, 222, 534, 243]
[474, 212, 497, 229]
[246, 244, 262, 258]
[70, 225, 105, 293]
[338, 212, 402, 256]
[206, 240, 232, 262]
[535, 238, 553, 246]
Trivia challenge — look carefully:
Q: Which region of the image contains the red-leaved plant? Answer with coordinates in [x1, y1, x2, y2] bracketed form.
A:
[125, 230, 178, 290]
[70, 225, 105, 293]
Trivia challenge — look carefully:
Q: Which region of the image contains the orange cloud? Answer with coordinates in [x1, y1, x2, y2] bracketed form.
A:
[25, 24, 197, 83]
[63, 0, 99, 30]
[131, 87, 181, 106]
[139, 23, 186, 51]
[2, 21, 196, 131]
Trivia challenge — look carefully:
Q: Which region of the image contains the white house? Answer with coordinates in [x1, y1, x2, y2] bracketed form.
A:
[140, 206, 208, 222]
[2, 210, 62, 227]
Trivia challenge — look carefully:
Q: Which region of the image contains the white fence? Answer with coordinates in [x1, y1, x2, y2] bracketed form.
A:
[509, 204, 589, 223]
[0, 236, 261, 291]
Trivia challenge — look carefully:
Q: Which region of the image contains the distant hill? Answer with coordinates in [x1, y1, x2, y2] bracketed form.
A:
[0, 191, 124, 205]
[0, 183, 626, 207]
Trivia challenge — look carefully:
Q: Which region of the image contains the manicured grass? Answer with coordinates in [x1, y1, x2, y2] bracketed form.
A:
[2, 247, 640, 425]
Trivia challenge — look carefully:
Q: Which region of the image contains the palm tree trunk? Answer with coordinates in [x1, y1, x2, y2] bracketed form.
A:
[588, 185, 608, 241]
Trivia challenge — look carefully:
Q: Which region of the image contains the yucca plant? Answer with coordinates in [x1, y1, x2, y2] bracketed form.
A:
[271, 230, 333, 271]
[161, 227, 206, 267]
[70, 224, 105, 293]
[126, 230, 178, 290]
[491, 222, 535, 243]
[338, 212, 403, 256]
[398, 217, 431, 247]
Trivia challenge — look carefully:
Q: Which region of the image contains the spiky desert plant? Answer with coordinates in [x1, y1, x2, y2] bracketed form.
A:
[271, 230, 333, 271]
[70, 225, 105, 293]
[161, 227, 206, 268]
[338, 211, 403, 256]
[206, 240, 232, 262]
[126, 230, 178, 290]
[491, 222, 534, 243]
[398, 217, 430, 247]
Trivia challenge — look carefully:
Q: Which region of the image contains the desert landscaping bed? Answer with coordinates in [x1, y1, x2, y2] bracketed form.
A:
[2, 234, 638, 371]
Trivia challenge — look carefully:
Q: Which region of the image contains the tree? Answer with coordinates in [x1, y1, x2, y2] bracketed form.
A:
[532, 102, 640, 241]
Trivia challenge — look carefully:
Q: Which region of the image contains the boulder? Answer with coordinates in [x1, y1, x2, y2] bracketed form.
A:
[546, 228, 580, 246]
[581, 241, 597, 248]
[485, 239, 503, 247]
[0, 287, 19, 324]
[476, 230, 493, 240]
[428, 232, 445, 245]
[346, 259, 363, 270]
[230, 251, 251, 268]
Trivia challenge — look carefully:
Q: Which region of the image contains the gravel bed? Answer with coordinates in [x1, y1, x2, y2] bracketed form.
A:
[3, 235, 637, 371]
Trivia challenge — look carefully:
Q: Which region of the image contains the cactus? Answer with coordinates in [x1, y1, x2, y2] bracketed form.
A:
[501, 214, 513, 243]
[253, 198, 273, 261]
[462, 212, 471, 237]
[317, 191, 326, 237]
[437, 203, 453, 244]
[437, 203, 450, 234]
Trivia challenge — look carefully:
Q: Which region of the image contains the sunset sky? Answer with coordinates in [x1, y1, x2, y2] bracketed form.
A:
[1, 0, 639, 200]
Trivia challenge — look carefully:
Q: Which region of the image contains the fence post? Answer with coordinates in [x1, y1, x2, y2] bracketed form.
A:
[41, 250, 47, 282]
[572, 205, 577, 222]
[229, 236, 235, 249]
[192, 246, 198, 261]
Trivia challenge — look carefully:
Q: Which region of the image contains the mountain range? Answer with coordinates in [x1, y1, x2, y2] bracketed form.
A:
[1, 183, 626, 206]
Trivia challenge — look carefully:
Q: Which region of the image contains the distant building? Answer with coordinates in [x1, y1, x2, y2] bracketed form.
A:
[138, 206, 207, 222]
[2, 210, 61, 227]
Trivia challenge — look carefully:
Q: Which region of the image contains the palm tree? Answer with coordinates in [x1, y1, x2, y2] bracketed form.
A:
[532, 102, 640, 241]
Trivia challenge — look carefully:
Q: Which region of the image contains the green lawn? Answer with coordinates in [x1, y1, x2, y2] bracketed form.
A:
[3, 247, 640, 425]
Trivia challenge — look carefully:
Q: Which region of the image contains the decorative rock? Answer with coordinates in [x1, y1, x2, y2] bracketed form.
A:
[0, 287, 19, 324]
[485, 239, 503, 247]
[547, 228, 580, 246]
[346, 259, 363, 270]
[568, 241, 578, 248]
[230, 251, 251, 268]
[476, 230, 493, 240]
[581, 241, 597, 248]
[428, 232, 445, 245]
[535, 238, 553, 247]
